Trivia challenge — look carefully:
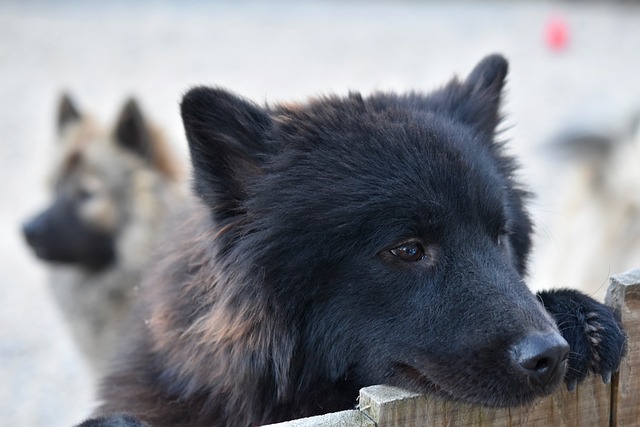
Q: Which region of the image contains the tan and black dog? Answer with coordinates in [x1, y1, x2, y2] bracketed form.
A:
[23, 95, 186, 376]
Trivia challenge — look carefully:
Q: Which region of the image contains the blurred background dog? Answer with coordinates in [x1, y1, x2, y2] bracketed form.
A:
[22, 95, 186, 377]
[531, 107, 640, 301]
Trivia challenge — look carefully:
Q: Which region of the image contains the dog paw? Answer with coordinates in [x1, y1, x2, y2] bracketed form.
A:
[536, 288, 627, 390]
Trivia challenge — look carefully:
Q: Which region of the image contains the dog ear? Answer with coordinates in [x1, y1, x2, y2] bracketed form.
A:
[430, 54, 508, 139]
[181, 87, 273, 222]
[465, 54, 508, 100]
[113, 98, 154, 160]
[462, 54, 508, 136]
[57, 93, 82, 133]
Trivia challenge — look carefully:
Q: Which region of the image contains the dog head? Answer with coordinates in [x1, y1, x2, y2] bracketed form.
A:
[23, 96, 167, 271]
[178, 55, 567, 410]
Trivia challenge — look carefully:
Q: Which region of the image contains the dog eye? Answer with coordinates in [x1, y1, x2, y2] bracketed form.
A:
[77, 188, 93, 201]
[390, 242, 426, 262]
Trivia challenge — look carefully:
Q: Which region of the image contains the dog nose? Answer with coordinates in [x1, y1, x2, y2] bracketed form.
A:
[22, 211, 49, 247]
[511, 332, 569, 386]
[22, 218, 40, 245]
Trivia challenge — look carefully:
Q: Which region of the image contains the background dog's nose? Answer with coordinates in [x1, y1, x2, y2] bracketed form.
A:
[511, 332, 569, 386]
[22, 217, 43, 245]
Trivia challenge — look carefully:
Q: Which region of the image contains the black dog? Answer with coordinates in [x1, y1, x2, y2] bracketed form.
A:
[81, 55, 626, 427]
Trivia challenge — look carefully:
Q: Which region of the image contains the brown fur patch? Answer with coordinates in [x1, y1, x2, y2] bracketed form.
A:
[147, 124, 186, 182]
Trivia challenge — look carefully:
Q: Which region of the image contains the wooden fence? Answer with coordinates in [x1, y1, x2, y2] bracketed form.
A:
[265, 268, 640, 427]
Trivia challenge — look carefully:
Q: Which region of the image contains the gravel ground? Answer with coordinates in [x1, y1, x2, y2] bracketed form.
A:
[1, 1, 639, 426]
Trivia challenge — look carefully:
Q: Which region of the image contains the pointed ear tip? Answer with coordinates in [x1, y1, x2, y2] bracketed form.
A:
[466, 54, 509, 91]
[470, 54, 509, 86]
[180, 86, 270, 142]
[58, 93, 77, 109]
[181, 86, 228, 115]
[181, 87, 250, 128]
[481, 53, 509, 69]
[183, 86, 212, 99]
[181, 87, 209, 121]
[57, 93, 81, 127]
[121, 97, 142, 115]
[485, 53, 509, 75]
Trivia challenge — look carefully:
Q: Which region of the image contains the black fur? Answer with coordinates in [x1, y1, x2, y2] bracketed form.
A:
[82, 55, 626, 427]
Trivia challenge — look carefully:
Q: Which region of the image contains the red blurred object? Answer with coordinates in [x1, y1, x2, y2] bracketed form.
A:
[545, 15, 570, 51]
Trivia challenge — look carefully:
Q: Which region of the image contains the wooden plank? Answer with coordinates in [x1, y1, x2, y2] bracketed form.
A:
[359, 375, 611, 426]
[262, 410, 375, 427]
[605, 268, 640, 426]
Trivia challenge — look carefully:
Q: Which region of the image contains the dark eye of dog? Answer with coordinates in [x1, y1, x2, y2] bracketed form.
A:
[77, 188, 93, 201]
[390, 242, 425, 262]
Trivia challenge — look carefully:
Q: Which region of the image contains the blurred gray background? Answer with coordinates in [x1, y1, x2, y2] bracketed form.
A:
[1, 1, 639, 426]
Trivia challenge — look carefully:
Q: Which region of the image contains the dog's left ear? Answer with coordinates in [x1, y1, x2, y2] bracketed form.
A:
[465, 54, 508, 99]
[57, 93, 82, 133]
[451, 54, 509, 139]
[113, 98, 154, 159]
[460, 54, 508, 138]
[432, 54, 508, 139]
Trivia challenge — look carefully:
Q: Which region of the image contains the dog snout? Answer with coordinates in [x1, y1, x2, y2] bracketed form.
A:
[510, 332, 569, 387]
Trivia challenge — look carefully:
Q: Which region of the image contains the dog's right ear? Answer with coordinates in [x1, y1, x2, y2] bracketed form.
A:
[57, 93, 81, 133]
[181, 87, 273, 223]
[113, 98, 154, 160]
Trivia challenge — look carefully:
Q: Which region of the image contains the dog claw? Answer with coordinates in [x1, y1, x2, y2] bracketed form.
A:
[567, 380, 577, 392]
[602, 371, 612, 384]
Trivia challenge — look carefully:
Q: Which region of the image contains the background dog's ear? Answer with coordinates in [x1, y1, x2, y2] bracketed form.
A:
[181, 87, 273, 222]
[57, 93, 82, 133]
[113, 98, 154, 160]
